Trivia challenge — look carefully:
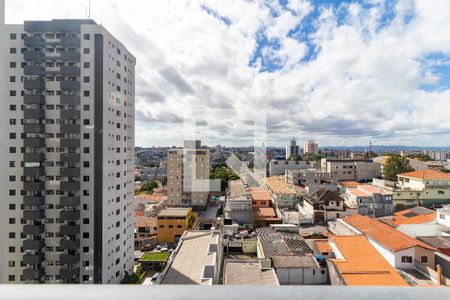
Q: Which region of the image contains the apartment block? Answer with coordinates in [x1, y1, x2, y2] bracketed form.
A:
[303, 140, 318, 155]
[166, 140, 210, 208]
[285, 138, 300, 159]
[320, 158, 381, 182]
[0, 2, 135, 284]
[156, 208, 196, 243]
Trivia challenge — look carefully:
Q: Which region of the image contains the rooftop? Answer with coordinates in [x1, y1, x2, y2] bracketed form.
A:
[416, 236, 450, 249]
[158, 208, 191, 217]
[161, 231, 219, 285]
[135, 216, 157, 228]
[256, 227, 313, 258]
[223, 261, 279, 285]
[272, 255, 319, 269]
[398, 169, 450, 180]
[315, 240, 331, 254]
[253, 207, 280, 220]
[250, 190, 271, 201]
[347, 188, 371, 198]
[343, 215, 437, 252]
[381, 206, 436, 227]
[339, 181, 362, 188]
[228, 180, 249, 202]
[330, 235, 409, 286]
[265, 176, 301, 196]
[140, 251, 170, 262]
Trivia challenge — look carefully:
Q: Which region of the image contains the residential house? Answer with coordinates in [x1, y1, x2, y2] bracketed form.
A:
[252, 207, 282, 227]
[327, 235, 408, 286]
[340, 214, 437, 269]
[264, 176, 306, 209]
[380, 206, 436, 228]
[285, 169, 336, 192]
[303, 189, 357, 223]
[343, 184, 394, 217]
[223, 259, 279, 285]
[160, 230, 221, 285]
[156, 208, 196, 243]
[437, 205, 450, 228]
[417, 237, 450, 256]
[224, 180, 252, 227]
[134, 216, 157, 249]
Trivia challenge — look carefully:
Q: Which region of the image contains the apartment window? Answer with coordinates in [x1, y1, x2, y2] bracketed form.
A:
[10, 62, 16, 68]
[9, 147, 16, 153]
[83, 247, 89, 253]
[84, 90, 90, 97]
[83, 34, 90, 40]
[10, 133, 16, 139]
[83, 275, 90, 282]
[9, 161, 15, 167]
[10, 105, 16, 111]
[8, 275, 15, 282]
[159, 225, 164, 228]
[9, 232, 15, 239]
[83, 133, 90, 139]
[10, 48, 16, 54]
[83, 119, 90, 125]
[83, 161, 90, 167]
[84, 62, 90, 69]
[8, 261, 15, 267]
[83, 105, 90, 111]
[9, 90, 17, 97]
[83, 218, 89, 224]
[83, 48, 90, 54]
[83, 76, 90, 83]
[421, 256, 428, 263]
[83, 147, 90, 154]
[9, 76, 16, 82]
[83, 232, 90, 238]
[10, 33, 17, 40]
[8, 247, 15, 253]
[401, 256, 412, 263]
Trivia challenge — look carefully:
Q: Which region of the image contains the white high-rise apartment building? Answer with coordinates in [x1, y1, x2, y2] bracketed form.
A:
[0, 1, 135, 284]
[167, 141, 210, 208]
[304, 140, 319, 155]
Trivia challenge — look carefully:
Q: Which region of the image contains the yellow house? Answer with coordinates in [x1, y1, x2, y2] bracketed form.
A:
[156, 208, 196, 243]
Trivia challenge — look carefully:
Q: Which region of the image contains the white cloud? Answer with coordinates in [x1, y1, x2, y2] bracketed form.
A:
[6, 0, 450, 147]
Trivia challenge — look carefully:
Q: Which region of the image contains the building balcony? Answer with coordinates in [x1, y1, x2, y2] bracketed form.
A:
[24, 79, 45, 90]
[60, 239, 80, 250]
[59, 51, 81, 61]
[60, 153, 80, 162]
[24, 109, 45, 119]
[23, 253, 45, 265]
[24, 138, 45, 148]
[60, 225, 80, 235]
[60, 138, 80, 148]
[60, 95, 80, 105]
[24, 94, 45, 104]
[59, 268, 80, 280]
[24, 152, 45, 162]
[23, 196, 45, 207]
[23, 239, 45, 251]
[60, 182, 80, 191]
[23, 267, 44, 281]
[23, 209, 45, 221]
[60, 197, 80, 207]
[24, 36, 45, 47]
[60, 109, 80, 119]
[60, 168, 80, 177]
[24, 123, 45, 134]
[58, 66, 80, 76]
[23, 182, 45, 191]
[60, 253, 80, 265]
[60, 80, 80, 91]
[60, 36, 81, 47]
[24, 66, 46, 76]
[60, 210, 80, 221]
[24, 51, 45, 61]
[23, 224, 45, 235]
[60, 124, 80, 133]
[24, 167, 45, 177]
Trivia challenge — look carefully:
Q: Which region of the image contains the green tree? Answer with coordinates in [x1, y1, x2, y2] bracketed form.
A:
[137, 180, 158, 194]
[210, 166, 240, 192]
[383, 155, 414, 181]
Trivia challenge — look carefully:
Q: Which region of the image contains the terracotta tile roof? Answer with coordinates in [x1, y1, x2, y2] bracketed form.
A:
[315, 240, 331, 254]
[251, 190, 271, 201]
[330, 235, 409, 286]
[135, 210, 144, 217]
[340, 181, 362, 188]
[135, 216, 157, 228]
[265, 176, 304, 195]
[398, 169, 450, 180]
[343, 214, 437, 252]
[384, 206, 436, 227]
[347, 188, 371, 197]
[359, 185, 392, 195]
[253, 208, 280, 220]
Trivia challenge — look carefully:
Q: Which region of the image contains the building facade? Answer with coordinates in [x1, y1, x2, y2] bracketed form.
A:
[156, 208, 196, 243]
[0, 7, 135, 284]
[303, 140, 318, 155]
[166, 140, 210, 208]
[321, 158, 381, 182]
[285, 138, 300, 160]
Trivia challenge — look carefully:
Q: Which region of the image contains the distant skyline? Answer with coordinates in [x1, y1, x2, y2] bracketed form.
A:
[7, 0, 450, 147]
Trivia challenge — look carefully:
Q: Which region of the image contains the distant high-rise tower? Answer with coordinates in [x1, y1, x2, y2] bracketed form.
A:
[0, 2, 135, 284]
[167, 141, 210, 207]
[286, 138, 300, 159]
[304, 140, 319, 155]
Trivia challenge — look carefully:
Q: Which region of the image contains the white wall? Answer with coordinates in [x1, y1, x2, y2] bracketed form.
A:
[367, 237, 415, 269]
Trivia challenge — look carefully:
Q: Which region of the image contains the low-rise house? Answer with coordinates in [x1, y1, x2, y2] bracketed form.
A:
[160, 230, 221, 285]
[223, 259, 279, 285]
[417, 237, 450, 256]
[135, 216, 157, 249]
[156, 208, 196, 243]
[328, 235, 408, 286]
[437, 205, 450, 228]
[343, 184, 394, 217]
[269, 160, 311, 177]
[321, 158, 381, 182]
[380, 206, 436, 227]
[224, 180, 252, 227]
[256, 227, 327, 285]
[252, 207, 282, 227]
[264, 176, 306, 209]
[341, 214, 437, 270]
[250, 189, 271, 207]
[303, 188, 357, 223]
[285, 169, 334, 193]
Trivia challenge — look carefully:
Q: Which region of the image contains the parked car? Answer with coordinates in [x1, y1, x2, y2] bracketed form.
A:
[151, 272, 160, 283]
[140, 244, 153, 252]
[160, 247, 168, 252]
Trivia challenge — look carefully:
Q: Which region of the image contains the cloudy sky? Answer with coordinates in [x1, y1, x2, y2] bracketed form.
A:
[6, 0, 450, 147]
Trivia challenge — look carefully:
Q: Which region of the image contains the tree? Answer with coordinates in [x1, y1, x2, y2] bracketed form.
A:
[408, 153, 433, 161]
[210, 166, 240, 192]
[383, 155, 414, 181]
[137, 180, 158, 194]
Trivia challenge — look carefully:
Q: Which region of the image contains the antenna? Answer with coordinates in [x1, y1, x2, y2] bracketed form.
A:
[88, 0, 91, 19]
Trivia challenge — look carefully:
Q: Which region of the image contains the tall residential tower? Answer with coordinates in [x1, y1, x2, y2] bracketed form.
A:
[285, 138, 300, 159]
[0, 2, 136, 284]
